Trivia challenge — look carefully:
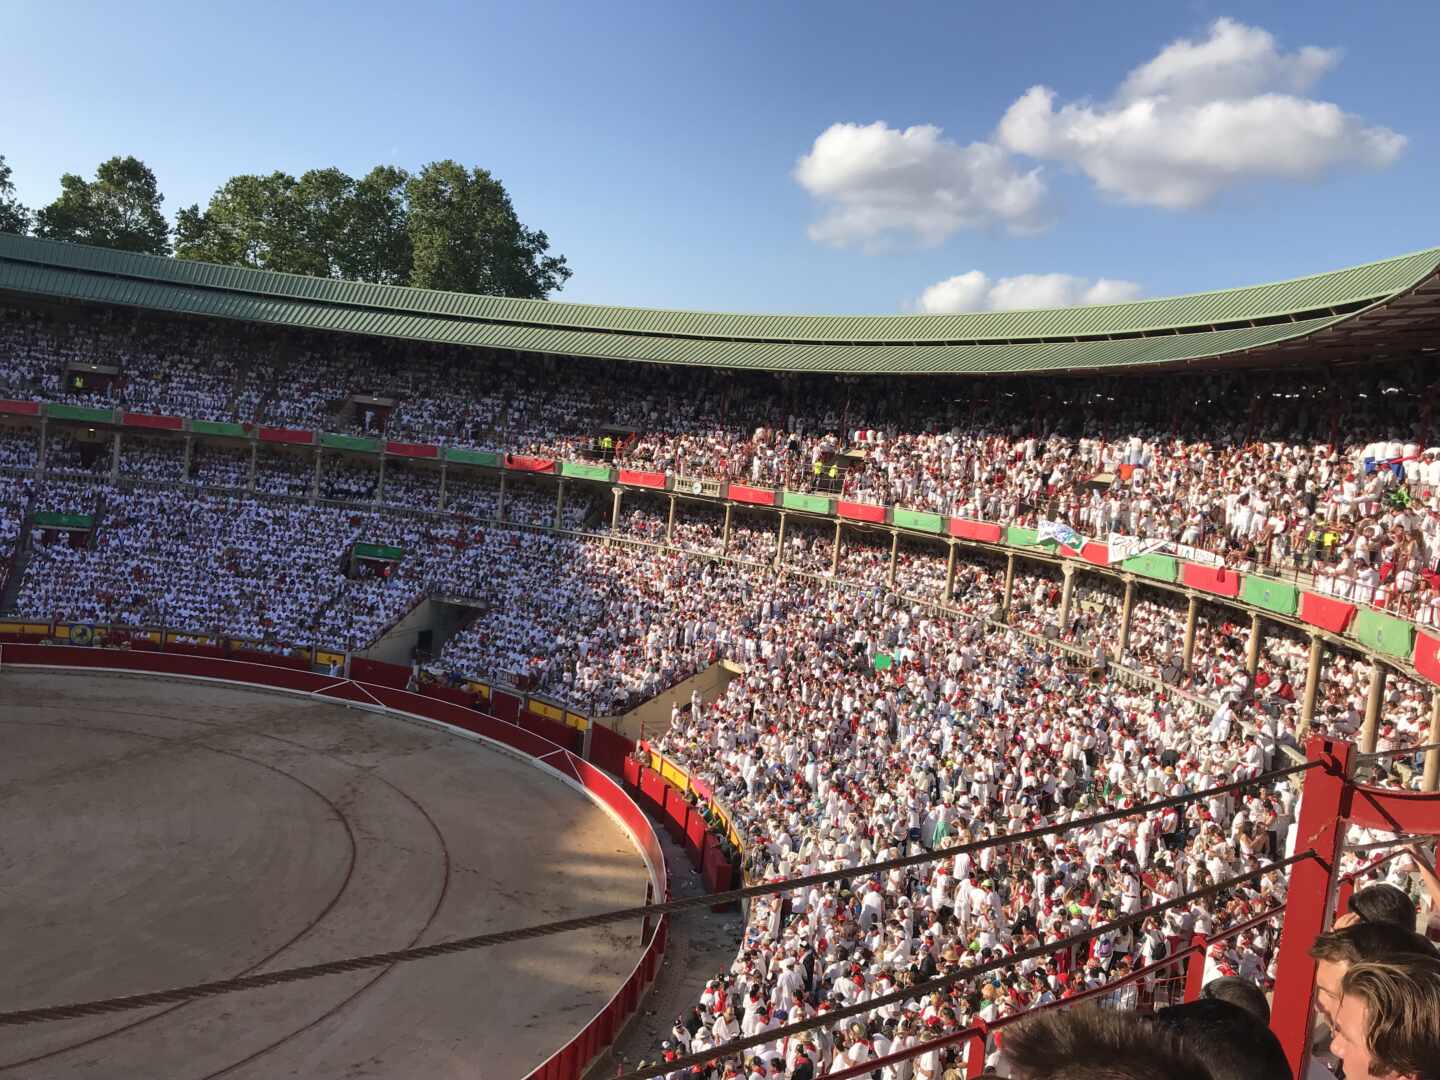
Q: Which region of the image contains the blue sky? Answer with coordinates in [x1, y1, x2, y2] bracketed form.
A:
[4, 0, 1437, 314]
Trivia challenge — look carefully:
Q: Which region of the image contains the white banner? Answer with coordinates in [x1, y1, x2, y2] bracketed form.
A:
[1106, 533, 1168, 564]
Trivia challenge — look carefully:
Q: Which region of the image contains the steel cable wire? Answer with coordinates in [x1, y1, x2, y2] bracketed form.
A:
[0, 759, 1318, 1027]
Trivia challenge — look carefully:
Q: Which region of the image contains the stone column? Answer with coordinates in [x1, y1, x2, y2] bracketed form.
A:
[374, 454, 385, 506]
[1118, 577, 1135, 655]
[247, 440, 257, 493]
[1059, 563, 1076, 631]
[609, 485, 623, 534]
[111, 431, 121, 480]
[722, 502, 733, 555]
[554, 479, 566, 530]
[775, 511, 788, 568]
[1423, 689, 1440, 793]
[497, 471, 507, 522]
[36, 415, 48, 476]
[1360, 662, 1387, 755]
[312, 449, 323, 499]
[182, 436, 193, 485]
[830, 520, 842, 575]
[437, 458, 447, 511]
[1298, 633, 1325, 742]
[944, 541, 957, 603]
[887, 529, 899, 590]
[1182, 594, 1199, 672]
[666, 494, 677, 543]
[1002, 552, 1016, 612]
[1245, 612, 1263, 676]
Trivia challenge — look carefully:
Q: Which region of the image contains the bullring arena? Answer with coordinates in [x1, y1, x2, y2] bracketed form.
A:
[1, 231, 1439, 1079]
[0, 667, 651, 1079]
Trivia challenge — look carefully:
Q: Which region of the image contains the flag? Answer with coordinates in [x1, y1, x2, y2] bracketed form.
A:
[1039, 519, 1084, 549]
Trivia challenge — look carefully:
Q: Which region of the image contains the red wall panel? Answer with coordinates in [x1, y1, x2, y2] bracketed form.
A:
[121, 411, 185, 431]
[258, 426, 315, 445]
[1299, 592, 1358, 635]
[1182, 563, 1243, 598]
[504, 454, 556, 473]
[726, 484, 776, 506]
[349, 657, 409, 689]
[0, 399, 41, 416]
[386, 441, 439, 459]
[839, 500, 887, 523]
[949, 518, 1002, 542]
[1414, 632, 1440, 686]
[618, 469, 667, 489]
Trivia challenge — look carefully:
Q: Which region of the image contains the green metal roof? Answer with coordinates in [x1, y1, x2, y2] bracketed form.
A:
[0, 233, 1435, 375]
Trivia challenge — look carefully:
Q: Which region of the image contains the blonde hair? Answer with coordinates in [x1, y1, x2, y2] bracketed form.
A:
[1340, 953, 1440, 1080]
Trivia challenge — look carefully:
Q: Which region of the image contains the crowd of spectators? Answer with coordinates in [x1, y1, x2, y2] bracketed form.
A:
[4, 302, 1438, 624]
[3, 301, 1439, 1078]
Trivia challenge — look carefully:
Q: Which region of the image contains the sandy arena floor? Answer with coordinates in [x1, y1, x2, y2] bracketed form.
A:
[0, 670, 650, 1079]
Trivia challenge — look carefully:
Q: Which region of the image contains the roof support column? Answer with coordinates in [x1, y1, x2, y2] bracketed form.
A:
[831, 520, 842, 576]
[247, 440, 256, 494]
[944, 541, 957, 604]
[666, 494, 677, 544]
[497, 471, 507, 523]
[1246, 613, 1263, 677]
[1002, 552, 1016, 615]
[1118, 577, 1135, 656]
[1182, 594, 1199, 673]
[437, 457, 447, 512]
[887, 528, 899, 590]
[36, 415, 47, 477]
[374, 453, 385, 507]
[775, 511, 788, 570]
[1059, 563, 1076, 633]
[182, 435, 193, 486]
[110, 430, 121, 482]
[554, 479, 566, 531]
[1298, 634, 1325, 743]
[1360, 662, 1387, 756]
[609, 485, 623, 535]
[721, 502, 733, 556]
[1423, 689, 1440, 793]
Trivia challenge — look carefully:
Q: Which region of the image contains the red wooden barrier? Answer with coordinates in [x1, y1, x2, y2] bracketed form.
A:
[349, 657, 409, 688]
[386, 441, 439, 459]
[949, 518, 1002, 542]
[684, 805, 707, 868]
[726, 483, 776, 506]
[121, 411, 185, 431]
[1182, 562, 1243, 598]
[1299, 591, 1358, 635]
[258, 426, 315, 445]
[838, 500, 887, 523]
[662, 783, 689, 840]
[588, 723, 633, 777]
[618, 468, 666, 489]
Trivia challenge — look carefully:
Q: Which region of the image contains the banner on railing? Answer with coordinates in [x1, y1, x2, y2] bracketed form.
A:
[1038, 519, 1084, 548]
[1106, 534, 1167, 563]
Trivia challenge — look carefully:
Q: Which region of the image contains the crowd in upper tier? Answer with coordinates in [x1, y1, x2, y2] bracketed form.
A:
[2, 303, 1439, 619]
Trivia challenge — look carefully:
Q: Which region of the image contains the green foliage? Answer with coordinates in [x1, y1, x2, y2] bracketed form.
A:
[404, 160, 570, 299]
[33, 156, 170, 254]
[177, 159, 568, 298]
[0, 155, 29, 235]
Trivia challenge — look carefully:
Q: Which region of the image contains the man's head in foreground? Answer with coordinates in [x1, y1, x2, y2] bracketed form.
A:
[1307, 922, 1437, 1023]
[1329, 953, 1440, 1080]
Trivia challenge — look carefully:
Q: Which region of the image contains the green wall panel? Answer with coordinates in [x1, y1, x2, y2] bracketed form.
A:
[559, 461, 614, 482]
[782, 491, 833, 515]
[45, 403, 115, 424]
[1122, 553, 1179, 582]
[1348, 608, 1416, 659]
[893, 508, 943, 533]
[443, 447, 500, 467]
[320, 433, 381, 453]
[1241, 576, 1299, 616]
[191, 419, 248, 437]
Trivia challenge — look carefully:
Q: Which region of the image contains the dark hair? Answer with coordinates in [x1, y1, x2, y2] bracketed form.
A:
[1309, 923, 1437, 966]
[1153, 1000, 1289, 1080]
[1199, 976, 1271, 1024]
[1347, 882, 1417, 931]
[1001, 1006, 1215, 1080]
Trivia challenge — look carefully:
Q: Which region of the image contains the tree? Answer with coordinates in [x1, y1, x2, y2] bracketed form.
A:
[0, 155, 29, 235]
[176, 171, 323, 274]
[34, 156, 170, 254]
[404, 160, 570, 298]
[336, 166, 412, 285]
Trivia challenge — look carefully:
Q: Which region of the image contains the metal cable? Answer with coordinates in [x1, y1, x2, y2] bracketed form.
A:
[0, 758, 1317, 1028]
[612, 852, 1312, 1080]
[1356, 739, 1440, 763]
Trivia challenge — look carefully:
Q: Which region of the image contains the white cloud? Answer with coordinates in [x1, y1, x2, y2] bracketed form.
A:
[916, 271, 1143, 314]
[793, 121, 1050, 248]
[997, 18, 1404, 209]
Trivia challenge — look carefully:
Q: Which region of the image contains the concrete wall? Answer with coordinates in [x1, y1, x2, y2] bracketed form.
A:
[359, 599, 470, 666]
[600, 660, 743, 742]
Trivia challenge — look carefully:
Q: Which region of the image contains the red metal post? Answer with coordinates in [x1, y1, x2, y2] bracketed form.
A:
[965, 1019, 990, 1078]
[1183, 934, 1208, 1003]
[1268, 736, 1354, 1079]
